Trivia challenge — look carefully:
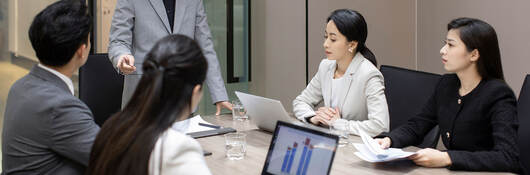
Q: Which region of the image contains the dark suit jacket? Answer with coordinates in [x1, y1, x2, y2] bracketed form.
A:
[2, 65, 100, 175]
[378, 74, 520, 173]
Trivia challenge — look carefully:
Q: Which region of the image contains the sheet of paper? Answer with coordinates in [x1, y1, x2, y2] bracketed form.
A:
[353, 144, 415, 162]
[359, 129, 385, 155]
[353, 130, 416, 163]
[185, 115, 216, 133]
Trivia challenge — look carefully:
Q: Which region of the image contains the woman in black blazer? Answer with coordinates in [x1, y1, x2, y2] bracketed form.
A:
[376, 18, 520, 173]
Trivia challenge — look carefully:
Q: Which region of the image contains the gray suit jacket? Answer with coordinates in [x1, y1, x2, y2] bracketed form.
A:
[1, 66, 100, 175]
[109, 0, 229, 104]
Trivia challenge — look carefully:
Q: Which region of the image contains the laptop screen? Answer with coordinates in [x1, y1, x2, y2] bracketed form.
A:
[262, 121, 339, 175]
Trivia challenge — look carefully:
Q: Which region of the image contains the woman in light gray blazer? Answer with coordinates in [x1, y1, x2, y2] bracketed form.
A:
[293, 9, 389, 137]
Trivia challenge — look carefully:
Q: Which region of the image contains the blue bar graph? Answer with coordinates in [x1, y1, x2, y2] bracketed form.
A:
[296, 138, 311, 175]
[281, 147, 291, 172]
[301, 145, 313, 175]
[286, 142, 298, 173]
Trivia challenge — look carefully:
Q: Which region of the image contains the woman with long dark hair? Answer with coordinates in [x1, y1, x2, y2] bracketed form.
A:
[293, 9, 389, 136]
[86, 35, 212, 175]
[376, 18, 520, 173]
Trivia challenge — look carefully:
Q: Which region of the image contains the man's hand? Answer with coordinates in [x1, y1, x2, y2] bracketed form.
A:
[215, 101, 233, 115]
[116, 54, 136, 75]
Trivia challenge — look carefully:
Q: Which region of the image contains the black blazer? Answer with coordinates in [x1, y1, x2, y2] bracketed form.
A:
[378, 74, 520, 173]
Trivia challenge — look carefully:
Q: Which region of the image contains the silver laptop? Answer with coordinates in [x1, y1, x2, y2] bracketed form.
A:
[235, 91, 301, 132]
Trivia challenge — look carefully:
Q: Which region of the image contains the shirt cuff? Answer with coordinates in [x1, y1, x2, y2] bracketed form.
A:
[298, 111, 316, 123]
[446, 150, 467, 170]
[110, 52, 131, 72]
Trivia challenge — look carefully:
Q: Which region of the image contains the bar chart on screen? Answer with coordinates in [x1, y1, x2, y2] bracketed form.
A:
[267, 127, 336, 175]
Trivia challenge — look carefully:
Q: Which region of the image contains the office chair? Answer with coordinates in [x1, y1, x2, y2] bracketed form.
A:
[518, 74, 530, 175]
[79, 53, 124, 126]
[380, 65, 441, 148]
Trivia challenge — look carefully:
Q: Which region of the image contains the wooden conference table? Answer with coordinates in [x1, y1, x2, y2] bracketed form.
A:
[197, 115, 513, 175]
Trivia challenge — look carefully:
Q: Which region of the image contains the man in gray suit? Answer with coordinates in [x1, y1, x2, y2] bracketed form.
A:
[1, 1, 100, 174]
[110, 0, 232, 115]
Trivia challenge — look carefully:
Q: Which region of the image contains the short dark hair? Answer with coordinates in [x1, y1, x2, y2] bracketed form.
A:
[448, 17, 504, 80]
[28, 0, 92, 67]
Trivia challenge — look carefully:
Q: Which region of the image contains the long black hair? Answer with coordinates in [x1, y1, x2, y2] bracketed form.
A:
[448, 17, 504, 80]
[327, 9, 377, 66]
[87, 34, 208, 175]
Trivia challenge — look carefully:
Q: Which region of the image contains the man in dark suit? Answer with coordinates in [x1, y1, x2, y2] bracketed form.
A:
[1, 0, 100, 174]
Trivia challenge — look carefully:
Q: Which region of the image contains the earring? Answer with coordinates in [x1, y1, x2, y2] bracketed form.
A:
[348, 48, 353, 53]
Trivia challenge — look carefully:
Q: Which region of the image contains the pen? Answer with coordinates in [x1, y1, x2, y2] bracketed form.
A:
[199, 122, 222, 129]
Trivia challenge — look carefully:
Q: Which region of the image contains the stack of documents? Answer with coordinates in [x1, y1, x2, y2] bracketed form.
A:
[353, 130, 416, 162]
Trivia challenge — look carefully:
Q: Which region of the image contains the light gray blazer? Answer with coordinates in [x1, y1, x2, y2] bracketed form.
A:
[109, 0, 228, 104]
[2, 66, 100, 174]
[293, 53, 389, 136]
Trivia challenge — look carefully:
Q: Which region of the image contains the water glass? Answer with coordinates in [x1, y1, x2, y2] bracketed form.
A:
[232, 100, 248, 121]
[330, 122, 350, 147]
[224, 133, 247, 160]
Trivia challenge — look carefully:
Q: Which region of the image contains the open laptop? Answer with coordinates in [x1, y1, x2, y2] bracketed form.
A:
[235, 91, 301, 132]
[262, 121, 339, 175]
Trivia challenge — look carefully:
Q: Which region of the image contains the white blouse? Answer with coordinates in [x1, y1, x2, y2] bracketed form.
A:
[331, 76, 349, 109]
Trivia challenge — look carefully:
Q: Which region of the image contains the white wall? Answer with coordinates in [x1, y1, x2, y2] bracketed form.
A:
[249, 0, 306, 112]
[250, 0, 417, 111]
[250, 0, 530, 111]
[307, 0, 417, 79]
[418, 0, 530, 95]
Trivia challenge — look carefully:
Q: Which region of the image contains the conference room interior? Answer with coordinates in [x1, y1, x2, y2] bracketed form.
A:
[0, 0, 529, 174]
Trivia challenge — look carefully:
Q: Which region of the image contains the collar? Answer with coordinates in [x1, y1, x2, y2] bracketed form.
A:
[37, 64, 75, 95]
[329, 52, 366, 77]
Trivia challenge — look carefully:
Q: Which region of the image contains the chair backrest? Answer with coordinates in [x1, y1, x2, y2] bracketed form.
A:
[518, 74, 530, 174]
[79, 53, 123, 126]
[380, 65, 442, 148]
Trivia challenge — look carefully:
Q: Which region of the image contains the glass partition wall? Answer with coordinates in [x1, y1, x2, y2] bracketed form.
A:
[201, 0, 251, 115]
[89, 0, 251, 115]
